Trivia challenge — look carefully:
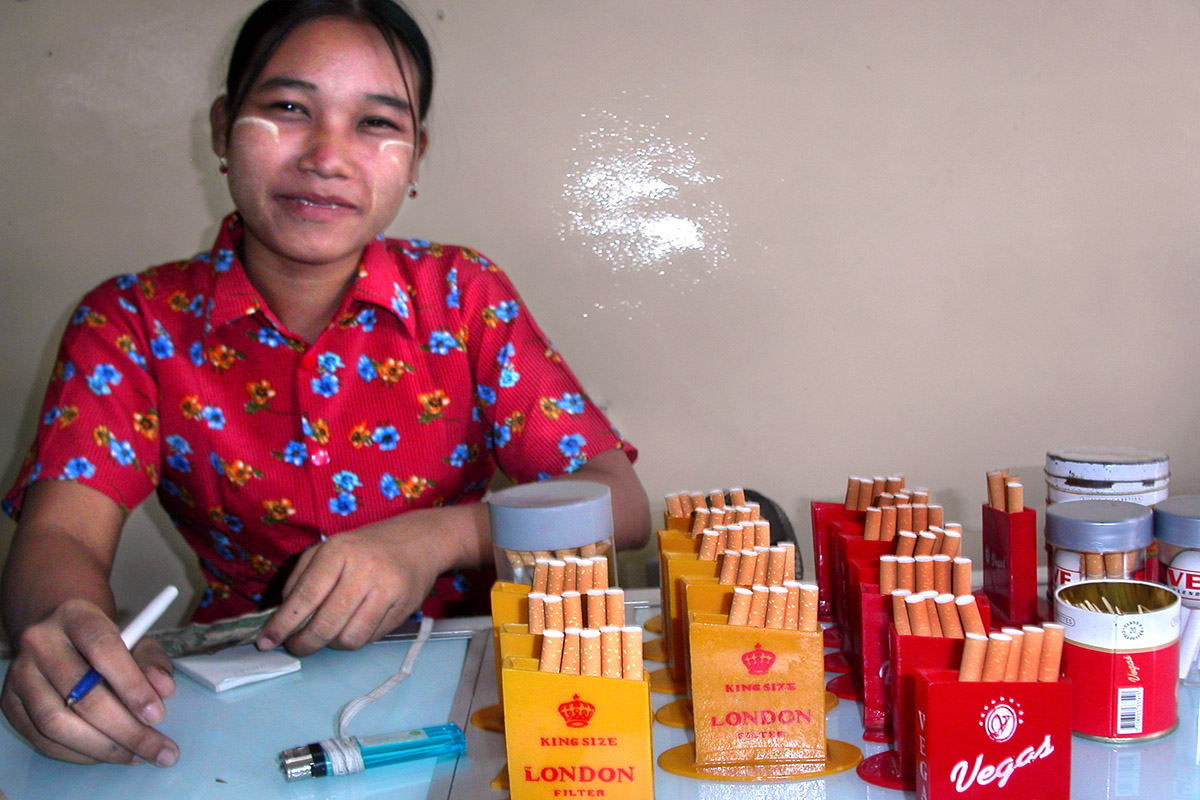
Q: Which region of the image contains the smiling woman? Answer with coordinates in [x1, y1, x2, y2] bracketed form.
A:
[0, 0, 648, 770]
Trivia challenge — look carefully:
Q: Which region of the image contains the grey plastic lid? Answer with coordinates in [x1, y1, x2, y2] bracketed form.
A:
[1154, 495, 1200, 548]
[1045, 500, 1153, 550]
[488, 480, 613, 551]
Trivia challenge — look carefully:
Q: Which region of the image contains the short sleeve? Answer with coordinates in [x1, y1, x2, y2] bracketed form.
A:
[3, 276, 161, 519]
[455, 254, 636, 484]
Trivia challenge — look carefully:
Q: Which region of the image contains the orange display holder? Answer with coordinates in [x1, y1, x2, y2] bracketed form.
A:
[687, 612, 826, 767]
[811, 501, 862, 625]
[663, 513, 691, 532]
[981, 504, 1040, 627]
[501, 657, 655, 800]
[658, 548, 721, 688]
[472, 581, 531, 732]
[914, 669, 1072, 800]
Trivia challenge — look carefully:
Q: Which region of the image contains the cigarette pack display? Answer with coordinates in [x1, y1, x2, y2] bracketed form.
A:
[657, 546, 721, 691]
[914, 669, 1071, 800]
[471, 581, 532, 732]
[811, 501, 862, 625]
[852, 581, 893, 741]
[833, 535, 891, 676]
[981, 504, 1040, 627]
[501, 656, 655, 800]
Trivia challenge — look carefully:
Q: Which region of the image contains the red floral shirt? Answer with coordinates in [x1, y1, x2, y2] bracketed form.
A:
[4, 214, 635, 622]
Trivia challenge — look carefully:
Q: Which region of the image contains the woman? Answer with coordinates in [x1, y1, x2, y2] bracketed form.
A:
[1, 0, 649, 767]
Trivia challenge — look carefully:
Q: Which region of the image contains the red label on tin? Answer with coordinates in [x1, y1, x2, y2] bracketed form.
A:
[1061, 642, 1178, 739]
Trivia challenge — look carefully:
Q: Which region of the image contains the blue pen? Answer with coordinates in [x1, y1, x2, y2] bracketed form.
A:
[65, 586, 179, 707]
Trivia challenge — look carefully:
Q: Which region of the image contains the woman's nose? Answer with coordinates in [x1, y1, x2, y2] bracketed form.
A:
[297, 120, 352, 178]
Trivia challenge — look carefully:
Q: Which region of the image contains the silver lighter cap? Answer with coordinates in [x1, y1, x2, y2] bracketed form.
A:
[279, 745, 317, 781]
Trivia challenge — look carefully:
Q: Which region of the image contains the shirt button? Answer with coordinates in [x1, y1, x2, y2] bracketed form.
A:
[310, 449, 330, 466]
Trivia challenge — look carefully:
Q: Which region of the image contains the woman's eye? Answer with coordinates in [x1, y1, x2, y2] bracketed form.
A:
[361, 117, 401, 131]
[269, 101, 306, 115]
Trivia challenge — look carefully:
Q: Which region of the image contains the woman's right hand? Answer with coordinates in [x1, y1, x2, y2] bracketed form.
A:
[1, 597, 178, 766]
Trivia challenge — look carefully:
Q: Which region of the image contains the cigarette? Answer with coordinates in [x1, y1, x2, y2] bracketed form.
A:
[897, 504, 914, 535]
[533, 559, 550, 594]
[897, 556, 916, 593]
[503, 549, 525, 571]
[562, 591, 583, 629]
[845, 477, 861, 510]
[580, 629, 602, 676]
[878, 492, 895, 508]
[952, 557, 973, 596]
[896, 530, 919, 558]
[1039, 623, 1065, 682]
[933, 554, 952, 595]
[905, 593, 933, 637]
[576, 557, 594, 593]
[765, 586, 788, 629]
[554, 548, 576, 561]
[871, 477, 887, 505]
[586, 589, 607, 628]
[955, 594, 986, 637]
[935, 594, 964, 638]
[713, 525, 730, 553]
[915, 531, 938, 557]
[723, 524, 742, 552]
[1001, 628, 1025, 682]
[746, 502, 762, 521]
[709, 507, 726, 527]
[590, 556, 609, 590]
[982, 633, 1013, 682]
[689, 492, 706, 514]
[1018, 625, 1045, 682]
[735, 549, 759, 586]
[754, 520, 771, 549]
[600, 626, 622, 678]
[895, 491, 912, 505]
[729, 587, 753, 626]
[752, 546, 770, 585]
[928, 505, 944, 528]
[1104, 551, 1126, 579]
[986, 472, 1006, 511]
[528, 593, 546, 634]
[561, 557, 579, 594]
[732, 506, 750, 524]
[864, 507, 882, 540]
[915, 556, 935, 593]
[923, 592, 943, 637]
[892, 590, 913, 635]
[783, 581, 801, 629]
[1084, 552, 1105, 580]
[1005, 481, 1024, 514]
[779, 541, 796, 581]
[881, 506, 898, 541]
[798, 584, 820, 632]
[718, 549, 741, 585]
[699, 530, 720, 561]
[690, 507, 710, 538]
[749, 585, 770, 628]
[560, 628, 581, 675]
[959, 633, 989, 682]
[879, 555, 898, 595]
[767, 547, 787, 585]
[547, 559, 567, 596]
[729, 487, 746, 507]
[540, 629, 565, 673]
[544, 594, 565, 631]
[886, 475, 905, 493]
[621, 626, 644, 680]
[605, 588, 626, 628]
[912, 504, 929, 534]
[856, 477, 875, 511]
[939, 530, 962, 559]
[665, 493, 685, 518]
[709, 490, 726, 510]
[912, 489, 930, 505]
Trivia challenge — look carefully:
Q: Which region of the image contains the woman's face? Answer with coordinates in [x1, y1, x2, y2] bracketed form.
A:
[214, 17, 423, 275]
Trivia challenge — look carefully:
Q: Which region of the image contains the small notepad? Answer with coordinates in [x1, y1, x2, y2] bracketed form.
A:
[174, 645, 301, 692]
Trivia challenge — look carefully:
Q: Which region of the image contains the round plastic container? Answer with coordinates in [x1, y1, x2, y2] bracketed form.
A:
[1044, 448, 1169, 506]
[487, 480, 616, 587]
[1044, 500, 1153, 610]
[1153, 495, 1200, 684]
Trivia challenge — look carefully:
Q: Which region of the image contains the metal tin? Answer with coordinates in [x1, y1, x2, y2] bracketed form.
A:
[1045, 500, 1153, 609]
[1044, 448, 1169, 507]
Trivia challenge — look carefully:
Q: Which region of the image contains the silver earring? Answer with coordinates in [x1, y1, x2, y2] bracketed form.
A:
[407, 183, 418, 199]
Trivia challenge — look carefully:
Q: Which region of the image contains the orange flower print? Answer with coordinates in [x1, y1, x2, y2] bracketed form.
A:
[145, 462, 159, 486]
[539, 397, 562, 420]
[454, 325, 469, 348]
[83, 310, 107, 327]
[207, 579, 231, 600]
[481, 307, 499, 328]
[167, 291, 191, 313]
[250, 554, 277, 575]
[52, 360, 71, 382]
[378, 358, 412, 384]
[507, 411, 526, 435]
[57, 405, 79, 428]
[417, 390, 450, 423]
[262, 498, 296, 523]
[223, 459, 262, 486]
[308, 418, 331, 445]
[92, 425, 112, 447]
[400, 476, 433, 500]
[139, 278, 157, 299]
[133, 409, 159, 440]
[245, 379, 275, 413]
[207, 344, 243, 372]
[350, 423, 374, 449]
[181, 395, 203, 420]
[543, 346, 563, 364]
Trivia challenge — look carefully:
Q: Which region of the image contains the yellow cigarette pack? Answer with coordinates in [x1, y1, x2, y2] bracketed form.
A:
[661, 551, 722, 682]
[489, 581, 531, 718]
[501, 656, 655, 799]
[688, 611, 826, 766]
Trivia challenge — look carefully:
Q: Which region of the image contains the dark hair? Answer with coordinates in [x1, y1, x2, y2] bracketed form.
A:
[223, 0, 433, 137]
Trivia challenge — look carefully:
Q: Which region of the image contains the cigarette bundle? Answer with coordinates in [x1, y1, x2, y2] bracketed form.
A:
[502, 537, 612, 582]
[664, 487, 762, 538]
[727, 582, 819, 632]
[957, 622, 1063, 683]
[890, 590, 989, 641]
[536, 621, 645, 680]
[532, 555, 610, 595]
[985, 469, 1024, 513]
[706, 540, 797, 587]
[882, 554, 972, 597]
[844, 475, 907, 512]
[528, 586, 627, 633]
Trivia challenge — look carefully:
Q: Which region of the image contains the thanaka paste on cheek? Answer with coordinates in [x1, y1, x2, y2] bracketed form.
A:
[232, 116, 281, 141]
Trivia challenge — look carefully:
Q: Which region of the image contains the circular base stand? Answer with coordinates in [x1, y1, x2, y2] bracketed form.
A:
[657, 739, 863, 782]
[470, 703, 504, 733]
[856, 749, 908, 789]
[643, 614, 663, 634]
[825, 690, 840, 712]
[826, 672, 860, 701]
[823, 625, 843, 648]
[862, 726, 891, 743]
[489, 762, 509, 790]
[655, 697, 694, 728]
[649, 666, 687, 695]
[824, 650, 850, 674]
[642, 636, 668, 663]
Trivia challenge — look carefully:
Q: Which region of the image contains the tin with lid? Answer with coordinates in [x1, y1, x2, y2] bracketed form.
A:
[1044, 500, 1153, 609]
[1044, 447, 1169, 506]
[1153, 495, 1200, 684]
[487, 480, 617, 587]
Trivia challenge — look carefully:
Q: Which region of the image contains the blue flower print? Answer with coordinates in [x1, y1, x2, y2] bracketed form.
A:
[495, 300, 520, 322]
[188, 295, 204, 317]
[317, 352, 344, 373]
[491, 423, 512, 449]
[109, 439, 136, 466]
[87, 364, 122, 395]
[118, 297, 138, 314]
[63, 457, 96, 479]
[209, 452, 223, 473]
[446, 268, 460, 309]
[497, 343, 515, 366]
[392, 282, 410, 318]
[210, 530, 235, 560]
[190, 341, 205, 366]
[558, 433, 586, 458]
[61, 362, 75, 381]
[427, 331, 458, 355]
[282, 441, 307, 466]
[116, 274, 138, 290]
[201, 406, 226, 430]
[166, 435, 192, 454]
[499, 366, 520, 388]
[448, 444, 470, 468]
[566, 455, 588, 473]
[71, 306, 91, 325]
[476, 384, 497, 405]
[167, 452, 192, 472]
[312, 373, 339, 397]
[558, 393, 585, 414]
[357, 354, 378, 381]
[215, 248, 235, 272]
[125, 348, 146, 368]
[330, 492, 357, 516]
[198, 587, 213, 608]
[357, 308, 376, 331]
[537, 471, 552, 481]
[332, 470, 362, 492]
[224, 513, 244, 533]
[42, 407, 61, 426]
[257, 327, 284, 348]
[372, 425, 400, 451]
[150, 327, 174, 359]
[381, 473, 401, 500]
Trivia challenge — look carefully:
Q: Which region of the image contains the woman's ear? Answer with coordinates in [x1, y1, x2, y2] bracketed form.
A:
[210, 95, 230, 158]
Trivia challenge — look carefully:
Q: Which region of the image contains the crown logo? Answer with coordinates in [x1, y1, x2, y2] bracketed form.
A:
[558, 694, 596, 728]
[742, 643, 776, 675]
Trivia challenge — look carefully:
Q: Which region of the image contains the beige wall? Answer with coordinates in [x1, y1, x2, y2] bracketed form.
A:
[3, 1, 1199, 623]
